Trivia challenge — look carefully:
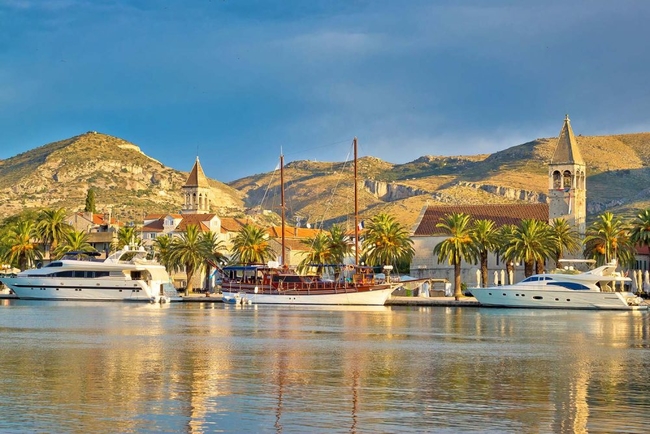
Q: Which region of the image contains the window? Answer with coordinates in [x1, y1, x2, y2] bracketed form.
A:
[547, 282, 590, 290]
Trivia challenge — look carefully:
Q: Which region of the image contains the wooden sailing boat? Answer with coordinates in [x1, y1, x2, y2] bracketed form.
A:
[220, 138, 398, 305]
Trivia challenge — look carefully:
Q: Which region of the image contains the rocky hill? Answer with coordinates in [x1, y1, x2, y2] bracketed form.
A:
[0, 132, 245, 222]
[230, 133, 650, 230]
[2, 131, 650, 230]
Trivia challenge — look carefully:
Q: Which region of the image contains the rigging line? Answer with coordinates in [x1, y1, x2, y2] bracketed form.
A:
[257, 157, 281, 214]
[312, 147, 354, 231]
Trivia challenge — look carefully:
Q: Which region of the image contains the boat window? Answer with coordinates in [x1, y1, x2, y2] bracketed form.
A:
[73, 271, 85, 278]
[95, 271, 110, 278]
[533, 296, 543, 300]
[45, 262, 62, 268]
[547, 282, 590, 290]
[56, 271, 74, 277]
[522, 276, 537, 282]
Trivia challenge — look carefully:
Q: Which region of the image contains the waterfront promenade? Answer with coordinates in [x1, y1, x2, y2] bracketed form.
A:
[0, 291, 480, 306]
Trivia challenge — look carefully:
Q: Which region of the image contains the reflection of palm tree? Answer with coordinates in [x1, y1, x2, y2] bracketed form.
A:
[230, 224, 275, 265]
[361, 213, 415, 269]
[471, 219, 499, 288]
[433, 212, 476, 300]
[5, 221, 42, 270]
[53, 230, 96, 258]
[583, 212, 634, 266]
[504, 219, 553, 277]
[35, 207, 72, 259]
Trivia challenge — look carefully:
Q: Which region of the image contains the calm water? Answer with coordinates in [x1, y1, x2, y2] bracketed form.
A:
[0, 300, 648, 433]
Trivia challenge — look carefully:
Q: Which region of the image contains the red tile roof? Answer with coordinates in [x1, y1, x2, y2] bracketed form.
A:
[220, 217, 250, 233]
[267, 226, 322, 239]
[413, 203, 549, 236]
[175, 213, 217, 231]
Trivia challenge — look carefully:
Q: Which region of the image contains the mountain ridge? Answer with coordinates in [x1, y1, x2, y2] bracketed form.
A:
[2, 131, 650, 229]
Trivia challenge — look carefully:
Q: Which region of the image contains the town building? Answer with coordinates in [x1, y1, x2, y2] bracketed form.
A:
[410, 115, 587, 286]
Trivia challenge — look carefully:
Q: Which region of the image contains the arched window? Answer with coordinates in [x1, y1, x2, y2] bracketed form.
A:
[563, 170, 572, 189]
[553, 171, 562, 189]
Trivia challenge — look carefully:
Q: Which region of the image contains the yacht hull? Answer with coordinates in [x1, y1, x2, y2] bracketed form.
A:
[472, 286, 647, 310]
[1, 277, 162, 302]
[222, 285, 396, 305]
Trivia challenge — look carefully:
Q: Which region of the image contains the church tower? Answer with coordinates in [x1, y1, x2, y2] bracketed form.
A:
[181, 157, 212, 214]
[548, 115, 587, 236]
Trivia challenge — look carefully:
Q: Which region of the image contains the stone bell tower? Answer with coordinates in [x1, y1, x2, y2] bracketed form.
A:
[548, 115, 587, 236]
[181, 157, 212, 214]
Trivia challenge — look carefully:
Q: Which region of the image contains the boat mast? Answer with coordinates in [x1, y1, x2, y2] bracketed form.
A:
[280, 153, 286, 267]
[354, 137, 359, 266]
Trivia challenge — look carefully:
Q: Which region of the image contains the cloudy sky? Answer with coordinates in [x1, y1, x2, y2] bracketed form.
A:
[1, 0, 649, 181]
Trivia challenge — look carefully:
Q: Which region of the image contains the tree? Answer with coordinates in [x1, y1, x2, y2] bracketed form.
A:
[114, 226, 142, 251]
[35, 207, 72, 259]
[84, 188, 97, 213]
[168, 225, 208, 296]
[230, 224, 275, 265]
[583, 212, 635, 267]
[496, 224, 518, 284]
[548, 218, 581, 266]
[361, 213, 415, 272]
[298, 231, 331, 274]
[4, 220, 42, 270]
[471, 219, 499, 288]
[504, 219, 553, 277]
[52, 230, 96, 258]
[153, 235, 176, 271]
[327, 224, 352, 265]
[200, 230, 227, 291]
[433, 212, 476, 300]
[629, 208, 650, 249]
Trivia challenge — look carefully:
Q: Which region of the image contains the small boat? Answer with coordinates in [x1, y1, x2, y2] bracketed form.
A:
[472, 260, 647, 310]
[0, 246, 181, 303]
[222, 291, 252, 305]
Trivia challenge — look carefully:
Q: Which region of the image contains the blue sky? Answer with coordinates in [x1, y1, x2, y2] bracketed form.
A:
[1, 0, 649, 182]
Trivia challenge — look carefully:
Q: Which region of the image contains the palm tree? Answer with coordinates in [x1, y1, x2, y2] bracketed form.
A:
[52, 230, 96, 258]
[629, 208, 650, 249]
[327, 224, 352, 265]
[361, 213, 415, 272]
[152, 235, 175, 271]
[471, 219, 499, 288]
[114, 226, 142, 251]
[4, 221, 42, 270]
[230, 224, 275, 265]
[168, 225, 208, 296]
[504, 219, 553, 277]
[548, 218, 581, 266]
[583, 212, 635, 267]
[200, 230, 227, 291]
[35, 207, 72, 259]
[433, 212, 476, 300]
[298, 231, 332, 274]
[497, 224, 518, 283]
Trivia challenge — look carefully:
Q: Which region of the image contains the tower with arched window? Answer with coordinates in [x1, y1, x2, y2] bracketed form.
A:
[181, 157, 212, 214]
[548, 115, 586, 236]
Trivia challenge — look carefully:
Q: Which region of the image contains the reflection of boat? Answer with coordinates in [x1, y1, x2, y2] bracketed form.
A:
[221, 138, 398, 306]
[472, 261, 647, 310]
[0, 247, 181, 303]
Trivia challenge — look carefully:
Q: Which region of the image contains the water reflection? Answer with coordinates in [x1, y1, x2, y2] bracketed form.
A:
[0, 301, 647, 433]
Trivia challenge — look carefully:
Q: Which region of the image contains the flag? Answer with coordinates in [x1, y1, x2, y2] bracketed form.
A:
[358, 220, 365, 230]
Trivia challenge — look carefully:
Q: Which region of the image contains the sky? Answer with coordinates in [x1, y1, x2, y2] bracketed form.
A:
[1, 0, 649, 182]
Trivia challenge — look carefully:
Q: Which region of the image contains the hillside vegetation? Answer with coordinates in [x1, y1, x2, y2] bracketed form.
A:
[2, 131, 650, 229]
